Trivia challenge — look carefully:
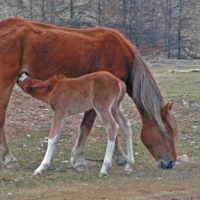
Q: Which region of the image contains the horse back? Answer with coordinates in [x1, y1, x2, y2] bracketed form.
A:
[0, 17, 135, 83]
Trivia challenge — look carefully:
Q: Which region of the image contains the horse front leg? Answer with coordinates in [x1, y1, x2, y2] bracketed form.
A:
[0, 80, 20, 168]
[34, 109, 67, 175]
[70, 109, 97, 172]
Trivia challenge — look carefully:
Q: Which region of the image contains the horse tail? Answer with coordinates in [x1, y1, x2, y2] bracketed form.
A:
[131, 51, 167, 135]
[112, 82, 126, 117]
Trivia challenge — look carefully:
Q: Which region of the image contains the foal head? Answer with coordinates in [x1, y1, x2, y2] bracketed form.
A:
[17, 72, 66, 103]
[141, 102, 178, 169]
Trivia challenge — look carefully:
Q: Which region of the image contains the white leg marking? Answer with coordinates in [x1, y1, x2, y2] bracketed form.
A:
[100, 140, 115, 176]
[34, 134, 60, 175]
[34, 108, 67, 175]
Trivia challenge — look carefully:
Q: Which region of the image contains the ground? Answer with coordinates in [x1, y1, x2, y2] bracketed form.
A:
[1, 62, 200, 200]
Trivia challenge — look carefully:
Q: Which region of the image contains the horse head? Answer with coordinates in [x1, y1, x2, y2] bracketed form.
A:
[140, 102, 178, 169]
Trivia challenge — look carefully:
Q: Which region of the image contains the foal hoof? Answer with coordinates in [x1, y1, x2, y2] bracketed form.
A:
[33, 171, 41, 176]
[75, 165, 89, 172]
[99, 172, 108, 178]
[5, 162, 20, 169]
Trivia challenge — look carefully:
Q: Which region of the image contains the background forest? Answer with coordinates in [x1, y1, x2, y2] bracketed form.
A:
[0, 0, 200, 59]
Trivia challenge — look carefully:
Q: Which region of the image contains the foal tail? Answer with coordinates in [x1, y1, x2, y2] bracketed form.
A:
[112, 82, 126, 118]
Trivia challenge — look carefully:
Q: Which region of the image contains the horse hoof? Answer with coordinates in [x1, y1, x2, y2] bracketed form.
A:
[99, 172, 108, 178]
[5, 162, 20, 169]
[75, 165, 89, 172]
[118, 161, 127, 167]
[33, 171, 41, 176]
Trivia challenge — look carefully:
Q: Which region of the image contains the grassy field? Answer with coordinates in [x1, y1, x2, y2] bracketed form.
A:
[1, 64, 200, 200]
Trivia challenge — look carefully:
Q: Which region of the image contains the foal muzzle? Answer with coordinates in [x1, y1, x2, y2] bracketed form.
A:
[17, 71, 31, 83]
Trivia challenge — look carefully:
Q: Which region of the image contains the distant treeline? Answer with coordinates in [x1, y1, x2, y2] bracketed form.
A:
[0, 0, 200, 59]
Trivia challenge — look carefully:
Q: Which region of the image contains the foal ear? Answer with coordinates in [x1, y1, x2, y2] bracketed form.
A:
[23, 84, 32, 93]
[18, 81, 31, 92]
[161, 103, 170, 118]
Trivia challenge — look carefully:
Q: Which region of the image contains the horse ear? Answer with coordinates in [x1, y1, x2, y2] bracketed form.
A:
[161, 103, 170, 118]
[168, 102, 174, 111]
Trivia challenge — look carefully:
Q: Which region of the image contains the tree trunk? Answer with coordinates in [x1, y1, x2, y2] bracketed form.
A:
[167, 0, 172, 59]
[41, 0, 45, 22]
[70, 0, 73, 21]
[30, 0, 32, 20]
[177, 0, 183, 59]
[50, 0, 55, 24]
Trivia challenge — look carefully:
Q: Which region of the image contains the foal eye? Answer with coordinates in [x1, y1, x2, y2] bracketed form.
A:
[25, 87, 31, 92]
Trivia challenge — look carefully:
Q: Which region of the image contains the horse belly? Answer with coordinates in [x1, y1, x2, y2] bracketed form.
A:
[25, 35, 99, 80]
[67, 99, 93, 116]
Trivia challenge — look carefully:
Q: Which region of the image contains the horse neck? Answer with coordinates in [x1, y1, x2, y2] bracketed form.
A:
[134, 101, 152, 123]
[134, 100, 167, 135]
[131, 55, 167, 135]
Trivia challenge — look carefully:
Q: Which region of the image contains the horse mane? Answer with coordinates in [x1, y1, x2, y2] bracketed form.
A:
[131, 50, 168, 135]
[106, 32, 178, 138]
[166, 111, 179, 141]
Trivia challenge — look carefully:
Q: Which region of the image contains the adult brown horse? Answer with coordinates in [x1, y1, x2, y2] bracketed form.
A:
[0, 17, 178, 171]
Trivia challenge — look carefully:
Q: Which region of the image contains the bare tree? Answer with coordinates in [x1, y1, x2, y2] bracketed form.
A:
[0, 0, 200, 58]
[177, 0, 183, 59]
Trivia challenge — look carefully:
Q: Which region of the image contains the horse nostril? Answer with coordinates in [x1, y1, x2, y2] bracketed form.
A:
[158, 159, 174, 169]
[167, 160, 173, 169]
[157, 160, 166, 169]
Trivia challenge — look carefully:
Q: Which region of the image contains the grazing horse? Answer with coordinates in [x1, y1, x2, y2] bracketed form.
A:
[17, 71, 134, 176]
[0, 17, 178, 171]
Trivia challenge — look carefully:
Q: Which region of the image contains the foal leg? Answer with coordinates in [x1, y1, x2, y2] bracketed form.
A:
[98, 111, 119, 176]
[114, 107, 134, 173]
[34, 109, 67, 175]
[70, 109, 127, 172]
[70, 109, 96, 172]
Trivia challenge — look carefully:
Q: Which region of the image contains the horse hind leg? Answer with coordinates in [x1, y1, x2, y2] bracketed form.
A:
[70, 109, 97, 172]
[114, 106, 134, 173]
[113, 136, 128, 167]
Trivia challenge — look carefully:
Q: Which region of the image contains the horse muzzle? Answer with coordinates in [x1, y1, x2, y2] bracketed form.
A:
[157, 159, 174, 169]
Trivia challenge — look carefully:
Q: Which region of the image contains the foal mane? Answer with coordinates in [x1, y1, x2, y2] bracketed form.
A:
[32, 74, 66, 88]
